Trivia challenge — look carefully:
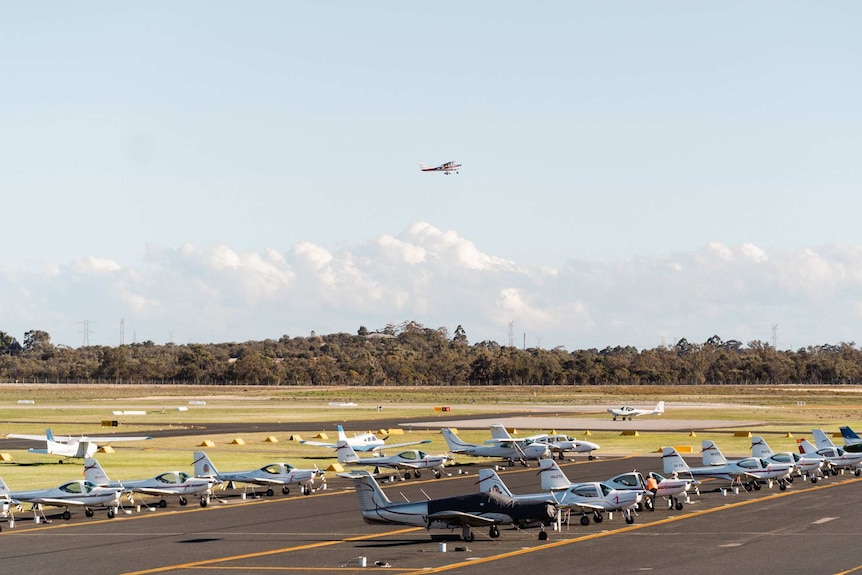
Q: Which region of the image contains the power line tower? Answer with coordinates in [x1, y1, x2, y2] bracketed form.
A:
[508, 321, 514, 347]
[78, 320, 94, 347]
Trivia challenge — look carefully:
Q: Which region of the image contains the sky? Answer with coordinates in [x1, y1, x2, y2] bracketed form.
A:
[2, 2, 862, 351]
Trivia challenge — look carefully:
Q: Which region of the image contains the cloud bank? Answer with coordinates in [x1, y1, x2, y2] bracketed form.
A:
[1, 222, 860, 350]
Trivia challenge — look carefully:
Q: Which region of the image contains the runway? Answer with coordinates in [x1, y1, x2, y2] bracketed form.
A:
[2, 454, 862, 575]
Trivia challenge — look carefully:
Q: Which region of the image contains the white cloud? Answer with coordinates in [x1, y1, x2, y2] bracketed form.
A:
[2, 228, 862, 350]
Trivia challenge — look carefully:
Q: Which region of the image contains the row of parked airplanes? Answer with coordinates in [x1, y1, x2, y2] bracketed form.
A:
[3, 421, 862, 540]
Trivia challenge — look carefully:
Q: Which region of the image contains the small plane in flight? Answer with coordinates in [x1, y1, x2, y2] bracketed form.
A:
[0, 476, 123, 521]
[442, 426, 550, 467]
[341, 469, 557, 541]
[300, 425, 431, 453]
[84, 458, 216, 508]
[5, 428, 152, 462]
[799, 430, 862, 476]
[662, 442, 794, 490]
[607, 401, 665, 421]
[750, 436, 826, 482]
[336, 440, 453, 480]
[418, 160, 461, 175]
[193, 452, 325, 496]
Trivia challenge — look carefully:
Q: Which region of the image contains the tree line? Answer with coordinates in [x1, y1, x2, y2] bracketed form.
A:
[1, 323, 860, 385]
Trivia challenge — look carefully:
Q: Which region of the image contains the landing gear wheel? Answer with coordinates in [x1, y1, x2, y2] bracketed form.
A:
[107, 509, 115, 519]
[62, 510, 72, 520]
[779, 482, 787, 491]
[625, 514, 635, 525]
[786, 476, 794, 483]
[462, 527, 474, 542]
[675, 500, 684, 511]
[588, 455, 595, 460]
[404, 472, 411, 480]
[743, 483, 753, 492]
[644, 497, 654, 511]
[434, 470, 441, 479]
[200, 497, 208, 507]
[179, 497, 188, 506]
[811, 476, 818, 484]
[856, 468, 861, 477]
[85, 508, 94, 518]
[580, 515, 590, 526]
[282, 486, 290, 495]
[538, 530, 549, 541]
[508, 458, 515, 467]
[489, 525, 500, 538]
[303, 486, 311, 495]
[558, 452, 565, 460]
[831, 468, 839, 476]
[266, 488, 274, 497]
[593, 512, 603, 523]
[752, 481, 762, 491]
[159, 499, 168, 508]
[414, 470, 421, 478]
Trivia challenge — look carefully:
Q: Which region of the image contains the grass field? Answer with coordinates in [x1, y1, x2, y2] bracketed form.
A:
[2, 383, 862, 489]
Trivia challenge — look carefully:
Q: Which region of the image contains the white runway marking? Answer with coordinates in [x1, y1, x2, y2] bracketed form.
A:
[812, 517, 839, 524]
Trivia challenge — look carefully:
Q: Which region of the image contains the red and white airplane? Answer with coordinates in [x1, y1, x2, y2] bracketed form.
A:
[418, 160, 461, 175]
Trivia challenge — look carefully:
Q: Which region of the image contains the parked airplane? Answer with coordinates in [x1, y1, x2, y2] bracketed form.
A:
[607, 401, 665, 421]
[527, 433, 600, 460]
[84, 458, 215, 508]
[336, 440, 453, 479]
[342, 470, 557, 541]
[300, 425, 431, 453]
[800, 431, 862, 475]
[193, 452, 325, 496]
[662, 442, 794, 490]
[5, 428, 152, 462]
[418, 160, 460, 175]
[442, 427, 549, 467]
[604, 470, 696, 510]
[838, 426, 862, 453]
[750, 436, 826, 482]
[532, 460, 642, 525]
[0, 476, 122, 521]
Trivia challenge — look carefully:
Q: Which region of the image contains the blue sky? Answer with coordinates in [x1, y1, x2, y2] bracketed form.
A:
[2, 2, 861, 350]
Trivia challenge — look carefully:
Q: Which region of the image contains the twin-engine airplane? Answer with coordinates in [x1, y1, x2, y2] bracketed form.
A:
[0, 476, 122, 521]
[442, 426, 549, 467]
[193, 452, 325, 496]
[84, 458, 216, 508]
[300, 424, 431, 453]
[418, 160, 461, 175]
[336, 440, 453, 479]
[342, 470, 557, 542]
[607, 401, 665, 421]
[662, 441, 794, 490]
[5, 428, 152, 462]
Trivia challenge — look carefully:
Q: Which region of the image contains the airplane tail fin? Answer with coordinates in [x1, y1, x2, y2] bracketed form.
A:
[840, 426, 862, 445]
[477, 469, 515, 498]
[0, 477, 10, 498]
[418, 161, 426, 169]
[193, 451, 219, 477]
[337, 425, 348, 442]
[662, 447, 691, 475]
[538, 458, 571, 491]
[654, 401, 665, 415]
[489, 424, 513, 441]
[348, 471, 391, 511]
[798, 439, 818, 455]
[336, 440, 361, 464]
[46, 428, 55, 442]
[84, 458, 110, 485]
[812, 429, 836, 450]
[751, 436, 774, 458]
[441, 428, 470, 452]
[701, 440, 727, 466]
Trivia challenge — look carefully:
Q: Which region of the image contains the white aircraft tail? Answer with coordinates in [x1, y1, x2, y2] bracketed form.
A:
[441, 428, 471, 452]
[653, 401, 665, 415]
[538, 458, 572, 491]
[701, 440, 728, 466]
[418, 161, 427, 169]
[798, 438, 819, 455]
[0, 477, 10, 498]
[662, 447, 691, 475]
[84, 458, 111, 484]
[489, 424, 513, 441]
[337, 425, 349, 442]
[336, 440, 361, 464]
[751, 436, 774, 458]
[477, 469, 515, 498]
[348, 471, 391, 511]
[812, 429, 836, 450]
[193, 451, 219, 477]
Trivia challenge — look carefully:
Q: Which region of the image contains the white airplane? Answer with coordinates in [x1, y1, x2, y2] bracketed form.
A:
[523, 432, 600, 461]
[608, 401, 665, 421]
[336, 440, 453, 480]
[341, 469, 557, 541]
[662, 442, 794, 491]
[193, 452, 325, 496]
[84, 458, 216, 508]
[531, 459, 642, 525]
[604, 470, 696, 510]
[0, 476, 122, 521]
[300, 424, 431, 453]
[442, 427, 550, 467]
[5, 428, 152, 462]
[800, 431, 862, 476]
[750, 436, 826, 482]
[418, 160, 461, 175]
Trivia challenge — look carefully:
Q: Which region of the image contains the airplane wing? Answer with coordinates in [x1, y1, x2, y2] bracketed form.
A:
[299, 439, 338, 448]
[22, 497, 94, 507]
[425, 510, 499, 526]
[6, 433, 52, 441]
[80, 436, 152, 442]
[369, 439, 432, 452]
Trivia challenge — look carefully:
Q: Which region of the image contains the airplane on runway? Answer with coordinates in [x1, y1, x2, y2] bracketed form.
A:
[799, 431, 862, 476]
[441, 427, 550, 467]
[523, 432, 600, 460]
[418, 160, 460, 175]
[84, 458, 216, 508]
[193, 452, 325, 496]
[607, 401, 665, 421]
[336, 440, 453, 479]
[604, 470, 697, 511]
[838, 426, 862, 453]
[662, 441, 794, 491]
[341, 469, 558, 541]
[750, 436, 826, 482]
[5, 428, 152, 462]
[0, 476, 122, 521]
[300, 424, 431, 453]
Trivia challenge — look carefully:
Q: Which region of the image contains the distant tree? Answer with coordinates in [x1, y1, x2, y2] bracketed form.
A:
[453, 325, 468, 344]
[0, 331, 22, 356]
